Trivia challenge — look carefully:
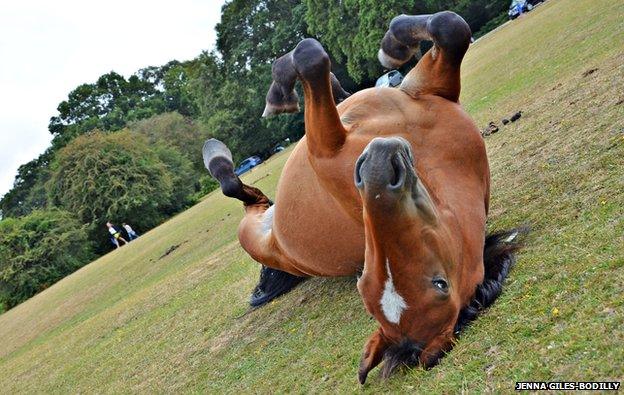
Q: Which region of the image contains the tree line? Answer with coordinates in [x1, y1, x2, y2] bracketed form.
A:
[0, 0, 511, 311]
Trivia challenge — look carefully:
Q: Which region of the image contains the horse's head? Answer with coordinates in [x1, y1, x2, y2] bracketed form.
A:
[354, 137, 462, 383]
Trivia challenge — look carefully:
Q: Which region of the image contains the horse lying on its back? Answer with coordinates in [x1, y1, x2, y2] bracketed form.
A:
[203, 10, 524, 383]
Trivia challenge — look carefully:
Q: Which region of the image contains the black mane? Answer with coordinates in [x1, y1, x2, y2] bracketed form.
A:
[454, 227, 527, 334]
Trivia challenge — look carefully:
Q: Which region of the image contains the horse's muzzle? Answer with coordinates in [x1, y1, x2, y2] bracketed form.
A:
[355, 137, 415, 194]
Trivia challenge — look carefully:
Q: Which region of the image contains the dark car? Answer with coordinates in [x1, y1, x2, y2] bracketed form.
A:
[235, 156, 262, 176]
[508, 0, 534, 19]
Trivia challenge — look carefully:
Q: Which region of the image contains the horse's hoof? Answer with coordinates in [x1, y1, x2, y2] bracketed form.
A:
[202, 138, 233, 176]
[262, 100, 300, 117]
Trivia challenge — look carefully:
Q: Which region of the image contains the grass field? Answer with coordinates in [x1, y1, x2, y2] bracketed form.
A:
[1, 0, 622, 392]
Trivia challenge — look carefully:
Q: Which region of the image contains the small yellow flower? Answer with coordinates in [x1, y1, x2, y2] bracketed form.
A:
[552, 307, 560, 317]
[601, 200, 606, 205]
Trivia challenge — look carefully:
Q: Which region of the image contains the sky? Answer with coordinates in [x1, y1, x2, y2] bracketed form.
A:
[0, 0, 226, 198]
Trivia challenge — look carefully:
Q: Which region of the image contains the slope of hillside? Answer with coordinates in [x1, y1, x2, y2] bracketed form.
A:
[0, 0, 622, 392]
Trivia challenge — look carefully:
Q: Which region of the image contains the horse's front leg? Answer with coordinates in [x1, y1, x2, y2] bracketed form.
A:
[263, 40, 363, 218]
[263, 39, 350, 159]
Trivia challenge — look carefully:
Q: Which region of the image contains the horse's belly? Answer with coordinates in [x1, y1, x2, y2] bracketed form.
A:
[272, 140, 364, 276]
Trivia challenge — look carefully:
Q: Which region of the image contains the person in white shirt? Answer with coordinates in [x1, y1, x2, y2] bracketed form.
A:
[122, 223, 139, 241]
[106, 222, 128, 248]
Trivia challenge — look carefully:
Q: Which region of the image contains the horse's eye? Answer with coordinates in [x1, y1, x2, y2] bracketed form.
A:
[432, 278, 448, 292]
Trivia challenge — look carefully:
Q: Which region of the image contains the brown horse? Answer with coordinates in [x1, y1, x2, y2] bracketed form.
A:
[203, 11, 523, 383]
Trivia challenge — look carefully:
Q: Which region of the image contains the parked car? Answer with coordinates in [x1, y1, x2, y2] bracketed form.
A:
[271, 145, 285, 154]
[508, 0, 533, 19]
[375, 70, 404, 88]
[235, 156, 262, 175]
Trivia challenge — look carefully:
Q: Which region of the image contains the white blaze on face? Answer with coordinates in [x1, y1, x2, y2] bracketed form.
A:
[380, 259, 407, 324]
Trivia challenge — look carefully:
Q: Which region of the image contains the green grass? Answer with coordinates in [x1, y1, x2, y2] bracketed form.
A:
[1, 0, 622, 392]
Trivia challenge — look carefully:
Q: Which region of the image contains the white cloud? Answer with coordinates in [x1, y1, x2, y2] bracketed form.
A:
[0, 0, 225, 198]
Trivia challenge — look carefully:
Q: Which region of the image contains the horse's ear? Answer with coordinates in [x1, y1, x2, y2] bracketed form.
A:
[358, 328, 390, 384]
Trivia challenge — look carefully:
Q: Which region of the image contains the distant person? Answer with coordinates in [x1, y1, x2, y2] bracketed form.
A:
[109, 235, 120, 249]
[122, 223, 139, 241]
[106, 222, 128, 248]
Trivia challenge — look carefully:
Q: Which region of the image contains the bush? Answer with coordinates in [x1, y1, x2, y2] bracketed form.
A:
[0, 209, 95, 311]
[128, 112, 209, 174]
[47, 130, 194, 251]
[190, 175, 220, 201]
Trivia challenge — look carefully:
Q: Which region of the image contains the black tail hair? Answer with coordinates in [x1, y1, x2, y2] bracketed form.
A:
[380, 227, 527, 378]
[249, 265, 307, 307]
[454, 227, 528, 334]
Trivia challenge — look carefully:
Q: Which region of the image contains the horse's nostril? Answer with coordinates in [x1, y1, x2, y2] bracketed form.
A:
[388, 152, 406, 190]
[354, 152, 367, 188]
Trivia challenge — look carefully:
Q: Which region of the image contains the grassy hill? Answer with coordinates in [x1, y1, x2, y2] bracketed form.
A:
[1, 0, 622, 392]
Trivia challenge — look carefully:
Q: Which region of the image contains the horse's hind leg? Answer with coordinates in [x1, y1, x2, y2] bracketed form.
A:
[203, 139, 306, 307]
[379, 11, 472, 102]
[203, 139, 270, 207]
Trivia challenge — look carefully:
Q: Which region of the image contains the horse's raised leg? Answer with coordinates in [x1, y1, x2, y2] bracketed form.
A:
[263, 39, 350, 158]
[379, 11, 472, 102]
[203, 139, 306, 307]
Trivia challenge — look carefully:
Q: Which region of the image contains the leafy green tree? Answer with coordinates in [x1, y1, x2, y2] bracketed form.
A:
[128, 112, 207, 174]
[0, 151, 53, 218]
[153, 144, 198, 214]
[217, 0, 309, 69]
[193, 0, 311, 163]
[47, 130, 190, 251]
[451, 0, 509, 37]
[0, 209, 94, 311]
[48, 69, 183, 148]
[190, 175, 221, 201]
[305, 0, 423, 84]
[305, 0, 510, 83]
[162, 63, 200, 117]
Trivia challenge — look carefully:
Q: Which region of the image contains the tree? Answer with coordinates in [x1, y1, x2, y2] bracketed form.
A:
[305, 0, 510, 83]
[161, 63, 200, 117]
[192, 0, 311, 163]
[128, 112, 208, 175]
[450, 0, 510, 37]
[48, 69, 180, 148]
[0, 150, 53, 218]
[47, 130, 191, 251]
[216, 0, 309, 69]
[305, 0, 425, 84]
[152, 144, 198, 214]
[0, 209, 94, 311]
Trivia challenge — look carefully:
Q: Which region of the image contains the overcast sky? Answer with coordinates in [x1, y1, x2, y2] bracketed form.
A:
[0, 0, 226, 198]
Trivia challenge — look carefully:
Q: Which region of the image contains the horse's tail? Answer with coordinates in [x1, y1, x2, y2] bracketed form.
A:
[454, 227, 529, 334]
[202, 139, 271, 207]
